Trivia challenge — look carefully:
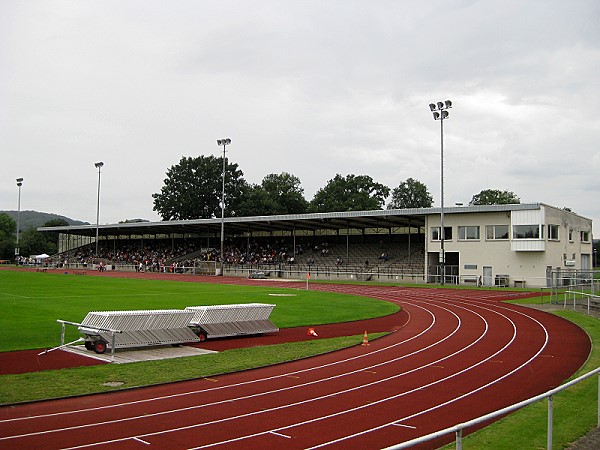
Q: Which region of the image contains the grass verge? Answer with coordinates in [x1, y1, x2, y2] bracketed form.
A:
[0, 333, 386, 404]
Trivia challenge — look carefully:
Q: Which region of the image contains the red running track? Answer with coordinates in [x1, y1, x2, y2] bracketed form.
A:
[0, 280, 590, 449]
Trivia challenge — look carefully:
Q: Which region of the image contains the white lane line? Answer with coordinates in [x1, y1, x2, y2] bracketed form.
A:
[69, 296, 542, 450]
[392, 423, 417, 429]
[65, 303, 488, 450]
[0, 297, 427, 424]
[7, 290, 549, 450]
[133, 437, 151, 445]
[0, 302, 447, 442]
[304, 301, 550, 449]
[269, 431, 292, 439]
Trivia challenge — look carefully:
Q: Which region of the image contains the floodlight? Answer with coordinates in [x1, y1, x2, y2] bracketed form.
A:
[217, 137, 232, 276]
[427, 98, 454, 286]
[94, 161, 104, 169]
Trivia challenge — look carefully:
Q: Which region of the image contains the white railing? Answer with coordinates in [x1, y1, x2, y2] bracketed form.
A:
[384, 368, 600, 450]
[564, 290, 600, 315]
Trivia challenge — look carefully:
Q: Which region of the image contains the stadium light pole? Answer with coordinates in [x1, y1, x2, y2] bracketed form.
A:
[429, 100, 452, 285]
[94, 162, 104, 257]
[15, 178, 23, 261]
[217, 138, 231, 276]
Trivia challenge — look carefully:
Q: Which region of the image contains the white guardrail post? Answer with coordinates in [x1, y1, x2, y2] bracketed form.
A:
[383, 367, 600, 450]
[547, 395, 553, 450]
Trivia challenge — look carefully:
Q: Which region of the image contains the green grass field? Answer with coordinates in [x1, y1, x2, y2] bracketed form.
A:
[0, 270, 397, 351]
[1, 270, 598, 448]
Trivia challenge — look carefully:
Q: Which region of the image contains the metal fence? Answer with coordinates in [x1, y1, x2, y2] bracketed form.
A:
[384, 368, 600, 450]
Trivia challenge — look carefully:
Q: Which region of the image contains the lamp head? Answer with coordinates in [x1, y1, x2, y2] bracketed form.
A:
[432, 111, 440, 120]
[16, 178, 23, 186]
[94, 162, 104, 169]
[429, 103, 437, 112]
[437, 101, 444, 110]
[217, 138, 231, 146]
[445, 100, 452, 108]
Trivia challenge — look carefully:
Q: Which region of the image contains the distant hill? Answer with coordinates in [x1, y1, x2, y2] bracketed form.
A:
[0, 210, 89, 230]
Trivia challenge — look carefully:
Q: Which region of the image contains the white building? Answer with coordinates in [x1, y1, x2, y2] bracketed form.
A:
[425, 203, 593, 287]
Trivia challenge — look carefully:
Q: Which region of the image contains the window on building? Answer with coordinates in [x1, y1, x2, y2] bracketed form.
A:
[569, 228, 574, 242]
[513, 224, 542, 239]
[431, 226, 452, 241]
[547, 224, 559, 241]
[486, 225, 509, 240]
[458, 226, 480, 240]
[581, 230, 590, 242]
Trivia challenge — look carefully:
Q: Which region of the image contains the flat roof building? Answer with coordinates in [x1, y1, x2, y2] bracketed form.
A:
[40, 202, 593, 288]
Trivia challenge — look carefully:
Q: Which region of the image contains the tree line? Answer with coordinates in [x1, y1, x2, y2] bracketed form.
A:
[0, 153, 523, 260]
[152, 154, 521, 220]
[0, 215, 68, 260]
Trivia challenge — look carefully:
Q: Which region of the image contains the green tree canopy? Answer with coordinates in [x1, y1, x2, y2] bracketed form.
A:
[39, 218, 69, 254]
[0, 213, 16, 260]
[152, 155, 248, 220]
[19, 226, 52, 256]
[387, 178, 433, 209]
[469, 189, 520, 206]
[238, 172, 309, 216]
[309, 174, 390, 213]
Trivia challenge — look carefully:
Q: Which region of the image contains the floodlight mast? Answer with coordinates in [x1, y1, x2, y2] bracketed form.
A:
[429, 100, 452, 285]
[94, 162, 104, 257]
[15, 178, 23, 260]
[217, 138, 231, 276]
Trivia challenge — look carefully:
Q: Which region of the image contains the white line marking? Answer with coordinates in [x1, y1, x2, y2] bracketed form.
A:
[269, 431, 292, 439]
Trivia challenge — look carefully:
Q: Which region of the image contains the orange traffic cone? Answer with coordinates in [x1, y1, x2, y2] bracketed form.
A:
[362, 330, 369, 346]
[307, 328, 318, 337]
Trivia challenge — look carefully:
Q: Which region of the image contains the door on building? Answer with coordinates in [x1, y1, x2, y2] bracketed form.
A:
[581, 254, 590, 271]
[482, 266, 493, 286]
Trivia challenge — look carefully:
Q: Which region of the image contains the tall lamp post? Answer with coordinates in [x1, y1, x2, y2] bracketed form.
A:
[216, 138, 231, 275]
[429, 100, 452, 285]
[15, 178, 23, 261]
[94, 162, 104, 257]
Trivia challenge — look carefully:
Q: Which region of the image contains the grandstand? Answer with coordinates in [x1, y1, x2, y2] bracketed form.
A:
[38, 203, 593, 288]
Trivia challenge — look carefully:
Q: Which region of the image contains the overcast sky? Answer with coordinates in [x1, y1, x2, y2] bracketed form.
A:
[2, 0, 599, 232]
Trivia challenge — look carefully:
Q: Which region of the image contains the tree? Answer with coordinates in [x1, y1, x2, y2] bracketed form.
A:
[238, 173, 309, 216]
[0, 213, 16, 260]
[387, 178, 433, 209]
[152, 155, 248, 220]
[19, 226, 52, 256]
[309, 174, 390, 213]
[39, 218, 70, 254]
[469, 189, 520, 206]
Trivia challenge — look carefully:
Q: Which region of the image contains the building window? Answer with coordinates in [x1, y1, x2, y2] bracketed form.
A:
[458, 226, 480, 240]
[569, 228, 574, 242]
[431, 226, 452, 241]
[547, 224, 559, 241]
[581, 230, 590, 242]
[486, 225, 509, 240]
[513, 224, 542, 239]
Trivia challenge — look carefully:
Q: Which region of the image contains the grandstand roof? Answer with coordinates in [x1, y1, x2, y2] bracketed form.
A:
[37, 203, 550, 238]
